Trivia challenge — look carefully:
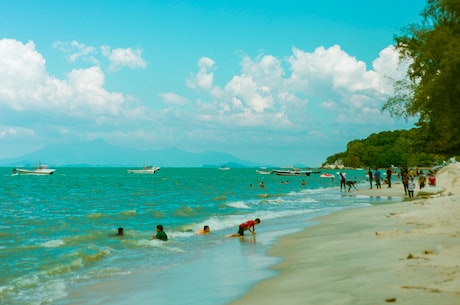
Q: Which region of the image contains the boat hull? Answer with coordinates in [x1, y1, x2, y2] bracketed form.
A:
[127, 167, 160, 174]
[272, 169, 320, 176]
[16, 168, 56, 175]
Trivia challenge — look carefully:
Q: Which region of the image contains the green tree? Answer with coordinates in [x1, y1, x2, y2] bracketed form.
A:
[383, 0, 460, 154]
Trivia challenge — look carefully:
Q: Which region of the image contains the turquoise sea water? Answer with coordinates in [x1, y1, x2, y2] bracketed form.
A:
[0, 167, 399, 305]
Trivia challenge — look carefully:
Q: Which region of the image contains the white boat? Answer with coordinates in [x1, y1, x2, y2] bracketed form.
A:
[15, 165, 56, 175]
[127, 166, 160, 174]
[256, 169, 272, 174]
[218, 167, 230, 170]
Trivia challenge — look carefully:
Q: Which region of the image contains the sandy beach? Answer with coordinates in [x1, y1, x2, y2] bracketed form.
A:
[230, 163, 460, 305]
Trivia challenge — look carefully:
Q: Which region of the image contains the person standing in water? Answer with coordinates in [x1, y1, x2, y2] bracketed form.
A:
[367, 168, 373, 189]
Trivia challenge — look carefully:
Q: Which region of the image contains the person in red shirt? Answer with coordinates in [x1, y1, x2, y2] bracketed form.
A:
[227, 218, 260, 237]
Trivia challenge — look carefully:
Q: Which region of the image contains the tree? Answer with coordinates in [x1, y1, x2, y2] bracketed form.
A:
[383, 0, 460, 154]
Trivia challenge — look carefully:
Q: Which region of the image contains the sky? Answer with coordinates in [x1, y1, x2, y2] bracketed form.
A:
[0, 0, 426, 167]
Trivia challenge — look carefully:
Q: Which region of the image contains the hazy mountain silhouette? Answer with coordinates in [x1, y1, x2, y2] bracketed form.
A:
[0, 139, 259, 167]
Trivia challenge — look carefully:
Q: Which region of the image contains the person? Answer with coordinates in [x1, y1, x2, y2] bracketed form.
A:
[259, 181, 265, 188]
[367, 168, 373, 189]
[418, 172, 426, 189]
[386, 167, 392, 188]
[153, 224, 168, 241]
[401, 167, 409, 195]
[428, 172, 436, 186]
[408, 178, 415, 198]
[346, 178, 358, 192]
[198, 225, 211, 234]
[339, 172, 347, 192]
[117, 227, 124, 236]
[301, 179, 306, 186]
[227, 218, 261, 237]
[374, 168, 381, 189]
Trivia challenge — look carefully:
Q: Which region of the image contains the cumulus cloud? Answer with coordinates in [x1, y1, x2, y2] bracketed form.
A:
[101, 46, 147, 71]
[187, 57, 216, 91]
[0, 38, 138, 118]
[184, 45, 408, 130]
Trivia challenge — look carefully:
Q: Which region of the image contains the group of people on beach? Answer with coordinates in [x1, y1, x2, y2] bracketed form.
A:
[115, 218, 261, 241]
[340, 166, 438, 198]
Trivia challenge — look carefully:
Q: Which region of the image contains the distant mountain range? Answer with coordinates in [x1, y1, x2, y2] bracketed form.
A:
[0, 140, 261, 168]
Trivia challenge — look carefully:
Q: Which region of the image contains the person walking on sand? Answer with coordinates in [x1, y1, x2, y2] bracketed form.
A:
[374, 168, 382, 189]
[401, 167, 409, 195]
[386, 167, 392, 188]
[419, 172, 426, 189]
[153, 224, 168, 241]
[408, 178, 415, 198]
[227, 218, 260, 237]
[367, 168, 373, 189]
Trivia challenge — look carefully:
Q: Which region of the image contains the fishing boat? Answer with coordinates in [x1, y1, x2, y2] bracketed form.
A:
[15, 164, 56, 175]
[127, 166, 160, 174]
[272, 168, 320, 176]
[272, 169, 312, 176]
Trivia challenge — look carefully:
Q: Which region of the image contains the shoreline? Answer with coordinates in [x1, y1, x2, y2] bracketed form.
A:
[229, 163, 460, 305]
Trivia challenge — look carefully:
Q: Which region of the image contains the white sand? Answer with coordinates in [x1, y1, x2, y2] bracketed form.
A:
[229, 163, 460, 305]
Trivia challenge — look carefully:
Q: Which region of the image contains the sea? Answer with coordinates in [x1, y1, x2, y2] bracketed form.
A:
[0, 167, 400, 305]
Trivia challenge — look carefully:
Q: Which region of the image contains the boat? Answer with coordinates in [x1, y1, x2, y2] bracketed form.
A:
[320, 173, 335, 178]
[272, 168, 320, 176]
[218, 167, 230, 170]
[15, 164, 56, 175]
[127, 166, 160, 174]
[256, 169, 272, 174]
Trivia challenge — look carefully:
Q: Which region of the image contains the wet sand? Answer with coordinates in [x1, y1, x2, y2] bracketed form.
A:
[229, 163, 460, 305]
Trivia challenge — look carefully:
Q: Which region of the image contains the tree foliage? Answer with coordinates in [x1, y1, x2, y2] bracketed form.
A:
[383, 0, 460, 154]
[323, 129, 446, 168]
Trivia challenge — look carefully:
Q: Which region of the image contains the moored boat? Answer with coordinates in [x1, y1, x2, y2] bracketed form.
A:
[272, 168, 320, 176]
[127, 166, 160, 174]
[15, 164, 56, 175]
[256, 169, 272, 174]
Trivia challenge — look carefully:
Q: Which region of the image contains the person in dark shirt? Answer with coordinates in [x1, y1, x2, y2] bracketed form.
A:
[386, 167, 392, 188]
[367, 168, 373, 189]
[153, 224, 168, 241]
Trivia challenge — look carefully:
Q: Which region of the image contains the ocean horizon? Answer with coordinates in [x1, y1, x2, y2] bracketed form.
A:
[1, 167, 399, 305]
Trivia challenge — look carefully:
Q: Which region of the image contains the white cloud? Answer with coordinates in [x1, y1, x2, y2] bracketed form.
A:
[187, 56, 215, 90]
[184, 45, 409, 132]
[159, 92, 188, 105]
[0, 38, 141, 119]
[101, 46, 147, 71]
[52, 40, 97, 63]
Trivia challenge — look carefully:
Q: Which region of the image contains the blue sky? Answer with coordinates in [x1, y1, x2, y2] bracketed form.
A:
[0, 0, 426, 166]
